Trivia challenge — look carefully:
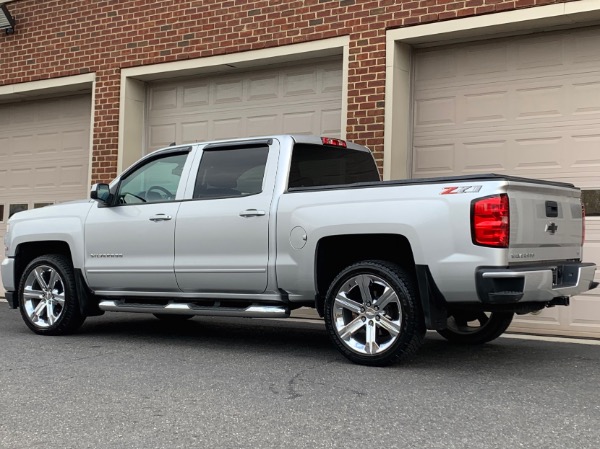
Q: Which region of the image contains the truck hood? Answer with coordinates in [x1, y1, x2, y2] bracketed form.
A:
[7, 200, 94, 225]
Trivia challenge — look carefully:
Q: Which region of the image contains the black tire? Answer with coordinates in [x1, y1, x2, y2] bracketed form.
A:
[153, 313, 194, 321]
[18, 254, 85, 336]
[324, 260, 425, 367]
[437, 311, 514, 344]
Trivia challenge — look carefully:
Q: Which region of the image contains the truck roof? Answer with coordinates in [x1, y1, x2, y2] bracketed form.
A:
[151, 134, 371, 155]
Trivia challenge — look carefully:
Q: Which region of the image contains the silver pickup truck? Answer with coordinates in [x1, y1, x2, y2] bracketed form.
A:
[2, 135, 597, 366]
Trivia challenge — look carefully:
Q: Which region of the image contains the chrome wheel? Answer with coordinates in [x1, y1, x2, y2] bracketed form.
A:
[332, 273, 402, 355]
[22, 264, 66, 329]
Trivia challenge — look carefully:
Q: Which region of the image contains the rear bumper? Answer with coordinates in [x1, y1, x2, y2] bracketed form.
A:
[476, 262, 597, 304]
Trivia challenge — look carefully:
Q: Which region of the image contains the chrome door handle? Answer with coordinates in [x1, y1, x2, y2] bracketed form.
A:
[149, 214, 172, 222]
[239, 209, 266, 218]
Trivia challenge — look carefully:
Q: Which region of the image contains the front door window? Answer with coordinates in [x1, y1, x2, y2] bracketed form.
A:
[118, 153, 188, 204]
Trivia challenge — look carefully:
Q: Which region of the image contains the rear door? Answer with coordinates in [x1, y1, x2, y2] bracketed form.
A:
[174, 140, 279, 293]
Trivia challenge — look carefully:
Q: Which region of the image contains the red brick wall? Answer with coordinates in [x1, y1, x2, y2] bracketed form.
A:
[0, 0, 575, 182]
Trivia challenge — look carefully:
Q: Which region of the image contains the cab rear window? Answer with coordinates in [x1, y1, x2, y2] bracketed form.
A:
[288, 144, 380, 189]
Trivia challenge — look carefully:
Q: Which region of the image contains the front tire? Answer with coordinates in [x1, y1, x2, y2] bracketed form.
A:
[324, 260, 425, 367]
[18, 254, 85, 335]
[437, 311, 514, 344]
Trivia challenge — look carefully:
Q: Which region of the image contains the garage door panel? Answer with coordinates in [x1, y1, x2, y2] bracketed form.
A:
[464, 140, 508, 172]
[246, 114, 280, 137]
[322, 68, 343, 93]
[181, 84, 209, 106]
[572, 81, 600, 115]
[464, 91, 509, 124]
[415, 97, 456, 127]
[181, 121, 209, 143]
[283, 70, 318, 97]
[464, 43, 508, 76]
[149, 87, 178, 111]
[413, 142, 456, 175]
[248, 75, 279, 100]
[147, 59, 343, 152]
[516, 35, 564, 70]
[215, 79, 244, 104]
[213, 118, 243, 140]
[413, 27, 600, 338]
[516, 85, 563, 120]
[60, 165, 89, 188]
[148, 123, 177, 149]
[573, 29, 600, 63]
[322, 108, 343, 136]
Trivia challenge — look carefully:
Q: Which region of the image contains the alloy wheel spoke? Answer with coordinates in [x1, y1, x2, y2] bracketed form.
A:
[334, 293, 363, 314]
[365, 321, 379, 354]
[375, 286, 398, 310]
[356, 275, 373, 304]
[47, 302, 57, 326]
[338, 316, 365, 340]
[23, 289, 44, 301]
[32, 301, 47, 321]
[378, 316, 400, 337]
[53, 293, 65, 306]
[33, 268, 49, 291]
[47, 269, 59, 292]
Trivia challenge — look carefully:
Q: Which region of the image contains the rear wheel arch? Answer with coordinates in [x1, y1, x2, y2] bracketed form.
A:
[314, 234, 417, 315]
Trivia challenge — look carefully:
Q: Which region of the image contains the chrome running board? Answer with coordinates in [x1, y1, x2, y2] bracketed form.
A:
[98, 300, 290, 318]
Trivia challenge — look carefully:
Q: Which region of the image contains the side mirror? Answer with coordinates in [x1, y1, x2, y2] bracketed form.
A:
[90, 183, 111, 205]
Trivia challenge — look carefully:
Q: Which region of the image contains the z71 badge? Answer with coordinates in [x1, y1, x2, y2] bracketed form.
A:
[440, 186, 482, 195]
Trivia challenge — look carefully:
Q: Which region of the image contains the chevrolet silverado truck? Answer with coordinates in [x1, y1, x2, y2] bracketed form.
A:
[2, 135, 597, 366]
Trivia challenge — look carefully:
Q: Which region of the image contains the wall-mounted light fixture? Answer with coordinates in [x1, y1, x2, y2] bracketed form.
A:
[0, 4, 16, 35]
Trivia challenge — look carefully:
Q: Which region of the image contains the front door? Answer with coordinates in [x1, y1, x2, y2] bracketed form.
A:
[84, 150, 191, 293]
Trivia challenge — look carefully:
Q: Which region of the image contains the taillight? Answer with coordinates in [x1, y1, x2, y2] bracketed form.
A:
[471, 194, 509, 248]
[321, 137, 347, 148]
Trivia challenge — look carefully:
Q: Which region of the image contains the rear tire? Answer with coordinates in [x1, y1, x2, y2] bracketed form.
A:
[437, 311, 514, 344]
[18, 254, 85, 336]
[324, 260, 425, 367]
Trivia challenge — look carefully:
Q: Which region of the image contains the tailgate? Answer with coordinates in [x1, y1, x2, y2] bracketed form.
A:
[508, 181, 583, 264]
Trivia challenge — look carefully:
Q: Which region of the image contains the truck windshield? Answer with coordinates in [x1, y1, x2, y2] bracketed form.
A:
[288, 144, 380, 189]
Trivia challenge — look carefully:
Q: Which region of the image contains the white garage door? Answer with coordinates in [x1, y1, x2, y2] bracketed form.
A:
[412, 26, 600, 338]
[146, 59, 343, 152]
[0, 95, 92, 296]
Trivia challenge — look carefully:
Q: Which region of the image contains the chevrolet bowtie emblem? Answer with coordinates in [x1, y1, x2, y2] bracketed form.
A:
[545, 222, 558, 235]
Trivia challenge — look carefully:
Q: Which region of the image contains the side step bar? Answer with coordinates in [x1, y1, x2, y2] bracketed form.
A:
[98, 300, 290, 318]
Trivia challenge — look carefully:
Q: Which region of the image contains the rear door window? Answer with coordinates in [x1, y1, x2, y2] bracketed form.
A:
[193, 146, 269, 199]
